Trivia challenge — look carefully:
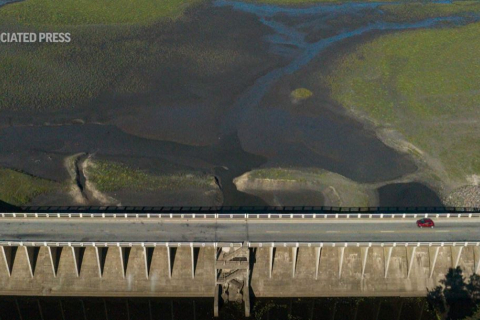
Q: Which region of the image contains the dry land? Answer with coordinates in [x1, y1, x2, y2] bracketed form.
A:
[2, 0, 480, 207]
[326, 16, 480, 202]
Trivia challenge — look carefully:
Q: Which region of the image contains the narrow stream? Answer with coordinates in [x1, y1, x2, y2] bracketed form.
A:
[215, 0, 466, 134]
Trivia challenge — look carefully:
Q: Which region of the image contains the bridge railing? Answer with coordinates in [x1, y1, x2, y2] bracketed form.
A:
[3, 205, 480, 214]
[0, 240, 478, 248]
[1, 212, 479, 219]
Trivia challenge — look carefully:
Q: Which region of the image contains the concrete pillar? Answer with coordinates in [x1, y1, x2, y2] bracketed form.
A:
[81, 300, 87, 320]
[430, 247, 440, 278]
[353, 301, 359, 320]
[47, 246, 62, 277]
[59, 300, 66, 320]
[292, 247, 298, 278]
[94, 247, 107, 278]
[214, 248, 217, 282]
[269, 247, 274, 279]
[193, 300, 196, 320]
[119, 247, 131, 278]
[191, 247, 195, 279]
[214, 284, 220, 317]
[331, 301, 337, 320]
[72, 247, 86, 277]
[475, 246, 480, 275]
[454, 246, 464, 268]
[417, 300, 425, 320]
[375, 301, 382, 320]
[244, 281, 251, 317]
[38, 299, 44, 320]
[15, 298, 22, 320]
[309, 299, 315, 320]
[396, 300, 404, 320]
[24, 246, 40, 278]
[103, 298, 109, 320]
[315, 247, 321, 280]
[385, 247, 393, 278]
[407, 247, 417, 278]
[339, 247, 345, 279]
[361, 247, 369, 279]
[1, 246, 17, 276]
[143, 247, 154, 279]
[149, 300, 153, 320]
[167, 247, 172, 279]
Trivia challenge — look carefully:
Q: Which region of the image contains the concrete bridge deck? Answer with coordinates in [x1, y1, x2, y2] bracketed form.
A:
[0, 216, 479, 317]
[0, 217, 479, 243]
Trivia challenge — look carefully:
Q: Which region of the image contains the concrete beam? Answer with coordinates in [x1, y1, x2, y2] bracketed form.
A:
[119, 247, 131, 278]
[385, 247, 393, 278]
[454, 246, 464, 269]
[0, 246, 17, 277]
[339, 247, 345, 279]
[214, 284, 220, 317]
[375, 301, 382, 320]
[191, 247, 195, 279]
[269, 247, 274, 279]
[430, 247, 440, 278]
[407, 247, 417, 278]
[167, 247, 172, 279]
[475, 246, 480, 275]
[315, 247, 321, 280]
[361, 247, 369, 279]
[94, 247, 107, 278]
[72, 247, 86, 277]
[24, 246, 40, 278]
[292, 247, 298, 278]
[143, 247, 154, 279]
[47, 247, 63, 277]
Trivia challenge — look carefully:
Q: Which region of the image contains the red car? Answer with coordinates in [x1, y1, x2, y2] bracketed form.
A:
[417, 218, 435, 228]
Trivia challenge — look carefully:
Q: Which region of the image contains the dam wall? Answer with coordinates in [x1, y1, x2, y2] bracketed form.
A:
[0, 242, 478, 298]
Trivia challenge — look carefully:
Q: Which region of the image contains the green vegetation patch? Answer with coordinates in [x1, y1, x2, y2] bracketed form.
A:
[0, 0, 203, 26]
[0, 0, 263, 112]
[290, 88, 313, 101]
[326, 21, 480, 183]
[0, 168, 59, 206]
[85, 160, 217, 192]
[380, 1, 480, 22]
[245, 168, 372, 206]
[248, 0, 446, 5]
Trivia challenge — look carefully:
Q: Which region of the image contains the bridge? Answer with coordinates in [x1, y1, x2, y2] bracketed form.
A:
[0, 207, 480, 317]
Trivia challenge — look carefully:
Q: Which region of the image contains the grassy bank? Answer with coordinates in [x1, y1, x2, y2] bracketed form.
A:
[85, 160, 217, 192]
[0, 0, 260, 113]
[0, 0, 203, 25]
[381, 1, 480, 21]
[326, 21, 480, 184]
[237, 168, 372, 206]
[248, 0, 466, 5]
[0, 0, 196, 111]
[0, 169, 60, 205]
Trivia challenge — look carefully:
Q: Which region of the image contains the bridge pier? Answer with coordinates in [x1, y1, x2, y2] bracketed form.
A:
[0, 241, 477, 316]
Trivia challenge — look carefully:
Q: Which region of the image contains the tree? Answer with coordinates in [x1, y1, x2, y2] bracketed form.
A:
[427, 267, 478, 320]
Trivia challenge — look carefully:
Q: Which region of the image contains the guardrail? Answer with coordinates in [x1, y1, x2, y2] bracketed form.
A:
[0, 241, 479, 248]
[1, 212, 479, 219]
[5, 205, 480, 214]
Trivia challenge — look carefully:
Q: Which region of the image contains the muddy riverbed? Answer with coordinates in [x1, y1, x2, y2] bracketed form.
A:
[0, 0, 470, 207]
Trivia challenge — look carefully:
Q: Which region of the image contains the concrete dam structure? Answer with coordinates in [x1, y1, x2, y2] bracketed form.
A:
[1, 208, 480, 316]
[1, 242, 480, 316]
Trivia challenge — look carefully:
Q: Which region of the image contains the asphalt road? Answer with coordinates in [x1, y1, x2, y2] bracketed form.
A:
[0, 218, 479, 243]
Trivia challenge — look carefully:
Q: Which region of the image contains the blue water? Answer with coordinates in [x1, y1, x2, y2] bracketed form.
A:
[214, 0, 468, 134]
[0, 0, 18, 6]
